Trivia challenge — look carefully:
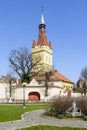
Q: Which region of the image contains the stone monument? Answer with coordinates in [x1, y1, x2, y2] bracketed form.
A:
[71, 102, 82, 117]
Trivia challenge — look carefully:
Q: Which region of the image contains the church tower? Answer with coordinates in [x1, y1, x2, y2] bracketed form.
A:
[32, 12, 52, 73]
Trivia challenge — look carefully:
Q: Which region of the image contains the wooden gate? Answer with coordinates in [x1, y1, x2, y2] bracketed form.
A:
[28, 92, 40, 101]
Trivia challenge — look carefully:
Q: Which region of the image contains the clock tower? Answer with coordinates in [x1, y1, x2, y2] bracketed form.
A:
[32, 12, 52, 73]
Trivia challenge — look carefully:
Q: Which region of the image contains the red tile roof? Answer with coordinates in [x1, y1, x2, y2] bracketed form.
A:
[37, 30, 49, 46]
[32, 40, 37, 48]
[0, 76, 8, 83]
[32, 29, 52, 49]
[33, 71, 73, 83]
[52, 72, 73, 83]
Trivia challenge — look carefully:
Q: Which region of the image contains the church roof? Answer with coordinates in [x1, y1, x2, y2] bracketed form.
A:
[33, 71, 73, 83]
[52, 71, 73, 83]
[0, 76, 18, 84]
[37, 30, 51, 47]
[0, 76, 8, 83]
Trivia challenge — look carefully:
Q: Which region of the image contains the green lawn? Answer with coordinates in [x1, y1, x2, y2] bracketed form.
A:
[0, 103, 87, 130]
[18, 125, 87, 130]
[0, 103, 47, 122]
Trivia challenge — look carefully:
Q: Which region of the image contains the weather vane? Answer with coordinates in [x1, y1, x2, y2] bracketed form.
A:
[41, 6, 44, 14]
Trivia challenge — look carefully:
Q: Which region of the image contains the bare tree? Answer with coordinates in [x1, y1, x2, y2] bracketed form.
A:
[45, 71, 54, 97]
[81, 67, 87, 80]
[9, 46, 40, 83]
[6, 73, 16, 99]
[45, 72, 49, 97]
[80, 67, 87, 97]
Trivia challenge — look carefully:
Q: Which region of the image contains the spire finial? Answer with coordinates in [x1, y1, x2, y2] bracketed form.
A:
[41, 6, 45, 24]
[41, 6, 44, 14]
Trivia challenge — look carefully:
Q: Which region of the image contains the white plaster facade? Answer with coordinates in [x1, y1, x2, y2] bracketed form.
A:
[14, 78, 64, 102]
[14, 78, 85, 102]
[0, 78, 85, 103]
[0, 83, 9, 102]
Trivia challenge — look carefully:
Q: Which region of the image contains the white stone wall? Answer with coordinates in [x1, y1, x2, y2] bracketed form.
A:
[48, 87, 62, 97]
[0, 79, 85, 102]
[14, 87, 45, 101]
[49, 81, 63, 88]
[14, 86, 63, 101]
[0, 83, 9, 102]
[71, 92, 82, 97]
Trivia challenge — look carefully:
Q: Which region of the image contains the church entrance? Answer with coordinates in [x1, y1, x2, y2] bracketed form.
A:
[28, 92, 40, 101]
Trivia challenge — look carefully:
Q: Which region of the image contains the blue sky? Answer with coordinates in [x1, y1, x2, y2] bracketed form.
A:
[0, 0, 87, 83]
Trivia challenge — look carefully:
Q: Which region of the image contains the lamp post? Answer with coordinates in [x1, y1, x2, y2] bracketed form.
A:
[9, 79, 13, 103]
[22, 82, 26, 108]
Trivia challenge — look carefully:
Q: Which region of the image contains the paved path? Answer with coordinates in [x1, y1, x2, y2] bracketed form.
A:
[0, 110, 87, 130]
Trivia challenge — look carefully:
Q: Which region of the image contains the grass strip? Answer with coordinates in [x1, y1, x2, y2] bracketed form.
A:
[18, 125, 87, 130]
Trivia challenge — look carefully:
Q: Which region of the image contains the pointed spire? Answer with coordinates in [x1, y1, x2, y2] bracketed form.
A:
[41, 13, 45, 24]
[41, 6, 45, 24]
[32, 40, 37, 48]
[49, 41, 52, 49]
[39, 6, 46, 30]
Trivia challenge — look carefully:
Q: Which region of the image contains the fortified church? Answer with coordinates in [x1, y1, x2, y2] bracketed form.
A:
[14, 12, 73, 102]
[0, 12, 74, 102]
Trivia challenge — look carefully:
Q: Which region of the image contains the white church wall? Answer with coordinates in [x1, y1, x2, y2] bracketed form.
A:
[14, 87, 45, 101]
[48, 88, 61, 97]
[14, 87, 87, 102]
[0, 83, 9, 102]
[49, 81, 63, 88]
[26, 87, 45, 100]
[15, 88, 22, 100]
[44, 87, 62, 101]
[71, 92, 82, 97]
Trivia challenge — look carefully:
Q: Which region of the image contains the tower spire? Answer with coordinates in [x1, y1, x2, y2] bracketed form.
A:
[41, 6, 45, 24]
[39, 6, 46, 30]
[32, 8, 52, 73]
